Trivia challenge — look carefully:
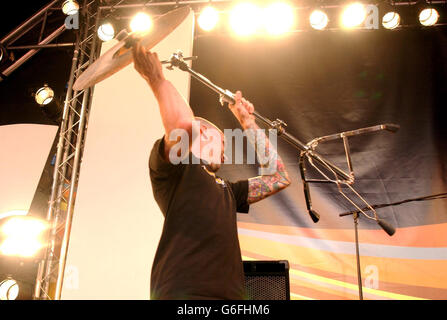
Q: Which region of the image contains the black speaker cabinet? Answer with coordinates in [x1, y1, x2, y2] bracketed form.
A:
[243, 260, 290, 300]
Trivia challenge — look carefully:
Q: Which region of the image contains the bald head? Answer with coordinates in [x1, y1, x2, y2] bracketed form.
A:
[191, 117, 225, 172]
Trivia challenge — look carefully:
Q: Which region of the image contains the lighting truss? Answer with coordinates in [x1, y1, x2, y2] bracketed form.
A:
[33, 0, 102, 300]
[0, 0, 74, 81]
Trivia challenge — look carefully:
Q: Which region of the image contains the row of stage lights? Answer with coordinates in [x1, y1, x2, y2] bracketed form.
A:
[199, 3, 441, 32]
[60, 1, 442, 41]
[28, 2, 446, 116]
[100, 3, 441, 41]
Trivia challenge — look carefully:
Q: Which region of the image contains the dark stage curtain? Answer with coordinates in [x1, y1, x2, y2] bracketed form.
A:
[189, 28, 447, 299]
[189, 28, 447, 230]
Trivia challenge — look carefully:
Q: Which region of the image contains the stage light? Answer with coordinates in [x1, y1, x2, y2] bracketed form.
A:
[382, 12, 400, 29]
[98, 21, 115, 41]
[130, 12, 153, 35]
[0, 210, 27, 220]
[34, 85, 54, 106]
[310, 10, 329, 30]
[0, 44, 13, 67]
[1, 217, 47, 238]
[34, 85, 63, 123]
[0, 216, 48, 258]
[419, 8, 439, 26]
[263, 2, 295, 36]
[0, 237, 44, 257]
[0, 278, 19, 300]
[229, 2, 263, 37]
[198, 6, 220, 31]
[341, 3, 366, 29]
[0, 44, 7, 63]
[62, 0, 79, 15]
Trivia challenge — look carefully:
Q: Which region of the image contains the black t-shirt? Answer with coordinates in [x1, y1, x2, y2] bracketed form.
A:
[149, 137, 250, 300]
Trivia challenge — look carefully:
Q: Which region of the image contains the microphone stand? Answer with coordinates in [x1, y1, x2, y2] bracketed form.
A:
[165, 51, 399, 300]
[297, 124, 398, 300]
[352, 211, 363, 300]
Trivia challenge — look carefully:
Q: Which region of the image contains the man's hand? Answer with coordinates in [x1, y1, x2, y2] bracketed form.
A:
[228, 91, 255, 129]
[132, 41, 166, 92]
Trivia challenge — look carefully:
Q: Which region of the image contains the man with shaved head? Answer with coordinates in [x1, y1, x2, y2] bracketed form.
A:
[133, 42, 291, 300]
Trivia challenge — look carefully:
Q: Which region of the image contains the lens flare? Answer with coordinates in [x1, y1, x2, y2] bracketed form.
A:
[198, 6, 220, 31]
[0, 217, 48, 257]
[263, 2, 295, 36]
[229, 2, 263, 37]
[341, 3, 366, 29]
[130, 12, 153, 35]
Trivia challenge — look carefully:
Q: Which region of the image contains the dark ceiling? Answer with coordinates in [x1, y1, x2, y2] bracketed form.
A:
[0, 1, 75, 126]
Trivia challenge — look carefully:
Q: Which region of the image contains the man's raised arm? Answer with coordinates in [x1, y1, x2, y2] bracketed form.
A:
[132, 42, 195, 160]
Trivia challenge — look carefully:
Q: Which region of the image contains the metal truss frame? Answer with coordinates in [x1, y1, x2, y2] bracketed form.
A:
[0, 0, 74, 81]
[33, 0, 101, 300]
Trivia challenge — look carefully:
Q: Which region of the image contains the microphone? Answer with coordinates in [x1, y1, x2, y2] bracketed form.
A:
[302, 178, 320, 223]
[309, 209, 320, 223]
[299, 155, 320, 223]
[377, 219, 395, 236]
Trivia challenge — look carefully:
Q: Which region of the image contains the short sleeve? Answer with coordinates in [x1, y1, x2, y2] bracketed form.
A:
[228, 180, 250, 214]
[149, 137, 184, 179]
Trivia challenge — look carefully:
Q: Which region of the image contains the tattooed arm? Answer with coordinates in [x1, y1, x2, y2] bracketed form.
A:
[229, 91, 291, 204]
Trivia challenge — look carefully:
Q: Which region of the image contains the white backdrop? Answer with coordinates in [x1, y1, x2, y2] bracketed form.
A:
[62, 12, 194, 299]
[0, 124, 57, 218]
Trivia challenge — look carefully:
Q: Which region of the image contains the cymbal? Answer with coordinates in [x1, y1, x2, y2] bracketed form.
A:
[72, 6, 191, 91]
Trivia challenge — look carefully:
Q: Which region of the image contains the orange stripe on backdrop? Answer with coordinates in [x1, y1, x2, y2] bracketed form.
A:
[244, 252, 388, 300]
[289, 283, 351, 300]
[243, 251, 367, 300]
[243, 250, 447, 300]
[238, 234, 447, 299]
[237, 221, 447, 247]
[290, 275, 365, 300]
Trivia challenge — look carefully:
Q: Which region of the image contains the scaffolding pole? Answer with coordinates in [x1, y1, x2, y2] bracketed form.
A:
[0, 0, 67, 81]
[33, 0, 100, 300]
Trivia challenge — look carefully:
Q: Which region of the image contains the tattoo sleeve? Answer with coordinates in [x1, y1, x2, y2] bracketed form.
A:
[243, 121, 291, 204]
